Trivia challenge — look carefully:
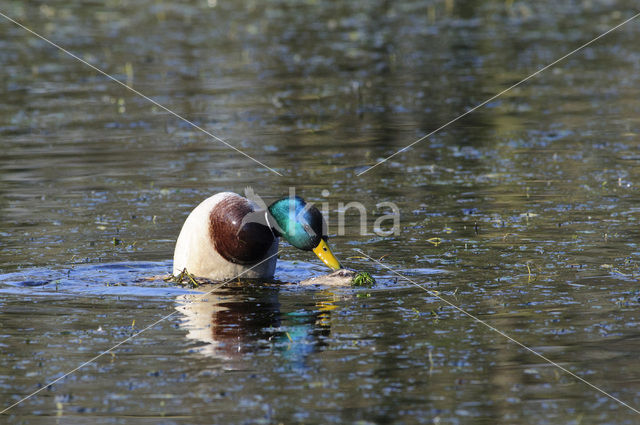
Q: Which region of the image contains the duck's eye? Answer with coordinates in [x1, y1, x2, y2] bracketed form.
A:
[301, 221, 314, 236]
[323, 246, 327, 251]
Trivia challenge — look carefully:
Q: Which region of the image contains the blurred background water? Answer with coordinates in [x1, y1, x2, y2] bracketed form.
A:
[1, 0, 640, 423]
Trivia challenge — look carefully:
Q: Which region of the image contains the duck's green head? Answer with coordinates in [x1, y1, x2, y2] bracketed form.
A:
[268, 196, 341, 270]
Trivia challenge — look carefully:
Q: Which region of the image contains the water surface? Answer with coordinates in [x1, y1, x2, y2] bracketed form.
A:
[1, 0, 640, 423]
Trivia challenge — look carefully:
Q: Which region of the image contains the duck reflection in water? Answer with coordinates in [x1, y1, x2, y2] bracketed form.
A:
[175, 284, 335, 369]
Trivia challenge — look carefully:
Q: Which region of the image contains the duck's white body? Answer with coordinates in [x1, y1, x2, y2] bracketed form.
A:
[172, 192, 278, 280]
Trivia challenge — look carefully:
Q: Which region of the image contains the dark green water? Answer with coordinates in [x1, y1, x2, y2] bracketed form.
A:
[2, 0, 640, 423]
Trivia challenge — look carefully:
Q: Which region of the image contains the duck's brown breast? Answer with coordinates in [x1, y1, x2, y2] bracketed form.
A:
[209, 195, 275, 265]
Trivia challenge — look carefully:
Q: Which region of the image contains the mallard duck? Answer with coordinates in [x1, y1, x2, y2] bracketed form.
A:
[172, 192, 341, 280]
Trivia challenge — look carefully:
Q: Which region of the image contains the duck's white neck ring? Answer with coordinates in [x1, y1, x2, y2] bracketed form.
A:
[264, 210, 276, 238]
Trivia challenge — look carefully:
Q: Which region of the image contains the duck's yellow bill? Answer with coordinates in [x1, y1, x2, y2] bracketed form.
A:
[312, 239, 341, 270]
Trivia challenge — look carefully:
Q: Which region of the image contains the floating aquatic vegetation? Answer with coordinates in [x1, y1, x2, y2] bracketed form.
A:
[351, 271, 375, 287]
[166, 267, 376, 288]
[165, 268, 200, 288]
